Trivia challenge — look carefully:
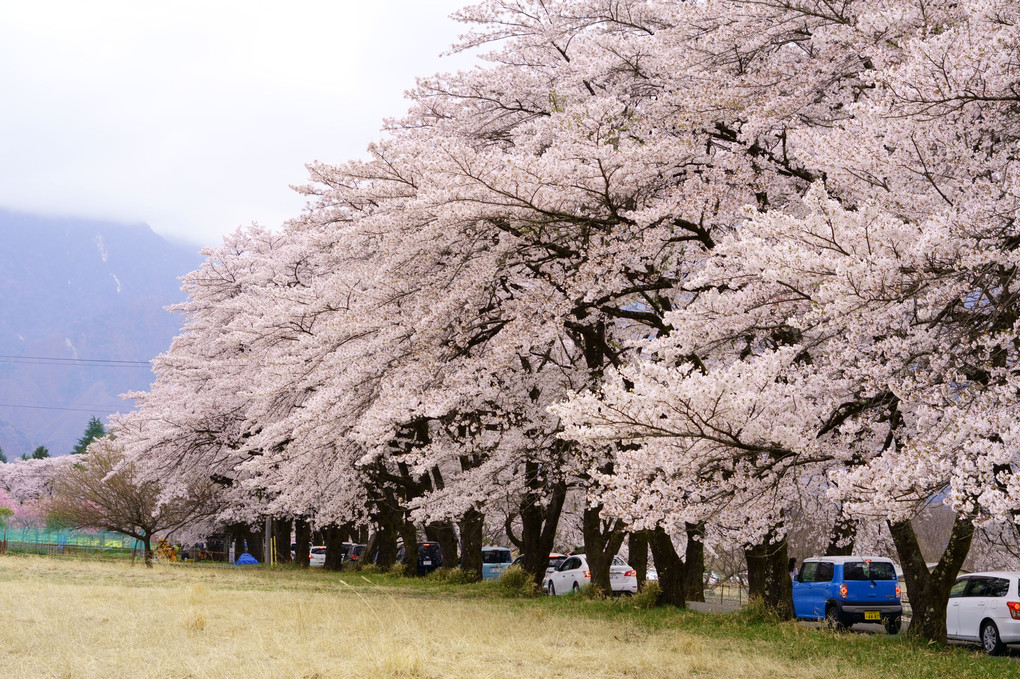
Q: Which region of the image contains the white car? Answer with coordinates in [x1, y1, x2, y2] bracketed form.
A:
[542, 554, 638, 596]
[511, 553, 567, 574]
[946, 571, 1020, 654]
[309, 545, 327, 568]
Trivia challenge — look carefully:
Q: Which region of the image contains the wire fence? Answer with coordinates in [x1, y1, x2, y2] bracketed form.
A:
[704, 581, 749, 606]
[2, 527, 138, 557]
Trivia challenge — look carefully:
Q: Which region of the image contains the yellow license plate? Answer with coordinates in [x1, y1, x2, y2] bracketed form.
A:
[864, 611, 881, 621]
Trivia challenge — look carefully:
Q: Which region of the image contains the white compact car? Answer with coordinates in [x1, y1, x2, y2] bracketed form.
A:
[309, 545, 327, 568]
[542, 554, 638, 596]
[946, 571, 1020, 654]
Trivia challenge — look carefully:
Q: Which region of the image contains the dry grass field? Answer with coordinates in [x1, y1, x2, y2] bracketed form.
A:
[0, 554, 1013, 679]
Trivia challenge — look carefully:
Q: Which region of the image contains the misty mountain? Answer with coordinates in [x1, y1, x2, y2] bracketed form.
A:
[0, 210, 204, 458]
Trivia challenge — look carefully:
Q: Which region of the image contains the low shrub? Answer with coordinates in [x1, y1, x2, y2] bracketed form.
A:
[439, 567, 480, 585]
[352, 563, 382, 576]
[631, 581, 661, 609]
[495, 565, 540, 598]
[580, 583, 610, 600]
[734, 597, 792, 625]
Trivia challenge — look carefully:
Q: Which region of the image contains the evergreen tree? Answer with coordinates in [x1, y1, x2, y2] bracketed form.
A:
[72, 416, 106, 455]
[30, 446, 49, 460]
[0, 445, 6, 463]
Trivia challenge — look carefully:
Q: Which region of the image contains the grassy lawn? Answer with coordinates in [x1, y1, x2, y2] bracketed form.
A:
[0, 554, 1016, 679]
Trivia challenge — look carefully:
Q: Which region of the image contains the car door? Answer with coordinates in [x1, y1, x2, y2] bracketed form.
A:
[946, 578, 968, 638]
[965, 576, 1010, 640]
[958, 577, 992, 641]
[552, 557, 580, 594]
[813, 561, 835, 618]
[571, 557, 590, 590]
[793, 561, 818, 618]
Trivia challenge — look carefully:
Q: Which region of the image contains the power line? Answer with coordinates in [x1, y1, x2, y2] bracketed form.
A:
[0, 355, 152, 368]
[0, 402, 131, 414]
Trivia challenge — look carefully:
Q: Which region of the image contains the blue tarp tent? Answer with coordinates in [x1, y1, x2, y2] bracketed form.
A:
[234, 552, 259, 565]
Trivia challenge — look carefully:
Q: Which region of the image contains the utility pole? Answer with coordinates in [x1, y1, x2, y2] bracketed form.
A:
[264, 516, 272, 567]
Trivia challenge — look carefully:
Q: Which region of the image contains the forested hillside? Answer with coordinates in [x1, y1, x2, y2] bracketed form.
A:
[0, 210, 201, 457]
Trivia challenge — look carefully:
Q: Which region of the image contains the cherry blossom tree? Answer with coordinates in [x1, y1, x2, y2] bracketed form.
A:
[556, 0, 1020, 639]
[104, 0, 1020, 639]
[49, 438, 220, 565]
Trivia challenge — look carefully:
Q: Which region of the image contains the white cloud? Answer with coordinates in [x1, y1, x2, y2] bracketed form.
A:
[0, 0, 475, 245]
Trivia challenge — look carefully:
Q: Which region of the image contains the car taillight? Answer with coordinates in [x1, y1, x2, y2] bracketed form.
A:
[839, 583, 848, 599]
[584, 570, 590, 578]
[1008, 602, 1020, 620]
[895, 585, 901, 599]
[625, 570, 636, 577]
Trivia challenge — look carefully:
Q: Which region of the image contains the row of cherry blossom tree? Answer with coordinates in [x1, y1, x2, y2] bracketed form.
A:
[14, 0, 1014, 643]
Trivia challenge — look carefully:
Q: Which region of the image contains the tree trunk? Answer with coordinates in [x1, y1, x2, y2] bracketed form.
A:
[273, 518, 292, 565]
[362, 531, 379, 570]
[825, 512, 857, 557]
[649, 527, 685, 607]
[684, 522, 706, 602]
[629, 531, 649, 588]
[294, 519, 311, 567]
[518, 467, 568, 588]
[143, 533, 154, 567]
[249, 527, 265, 563]
[582, 503, 626, 596]
[230, 523, 265, 564]
[426, 520, 460, 574]
[372, 502, 401, 569]
[323, 524, 344, 571]
[889, 515, 973, 643]
[231, 523, 265, 563]
[458, 508, 484, 581]
[355, 525, 369, 543]
[744, 534, 793, 619]
[397, 520, 419, 575]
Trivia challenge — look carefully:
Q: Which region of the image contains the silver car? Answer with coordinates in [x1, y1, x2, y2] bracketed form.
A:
[542, 554, 638, 596]
[946, 571, 1020, 655]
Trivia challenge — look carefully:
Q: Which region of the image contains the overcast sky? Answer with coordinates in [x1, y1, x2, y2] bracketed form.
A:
[0, 1, 476, 247]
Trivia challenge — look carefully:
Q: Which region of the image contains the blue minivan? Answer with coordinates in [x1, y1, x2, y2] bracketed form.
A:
[793, 555, 902, 633]
[481, 546, 514, 580]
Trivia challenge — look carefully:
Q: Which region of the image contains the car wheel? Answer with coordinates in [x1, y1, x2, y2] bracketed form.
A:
[982, 621, 1006, 656]
[547, 581, 555, 596]
[883, 617, 901, 635]
[825, 605, 844, 632]
[572, 582, 580, 594]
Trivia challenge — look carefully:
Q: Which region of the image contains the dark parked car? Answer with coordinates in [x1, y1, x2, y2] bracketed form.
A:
[396, 541, 443, 575]
[339, 542, 366, 565]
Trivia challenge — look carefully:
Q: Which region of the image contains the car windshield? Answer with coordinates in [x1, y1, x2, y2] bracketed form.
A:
[549, 556, 566, 569]
[843, 561, 896, 581]
[482, 550, 511, 564]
